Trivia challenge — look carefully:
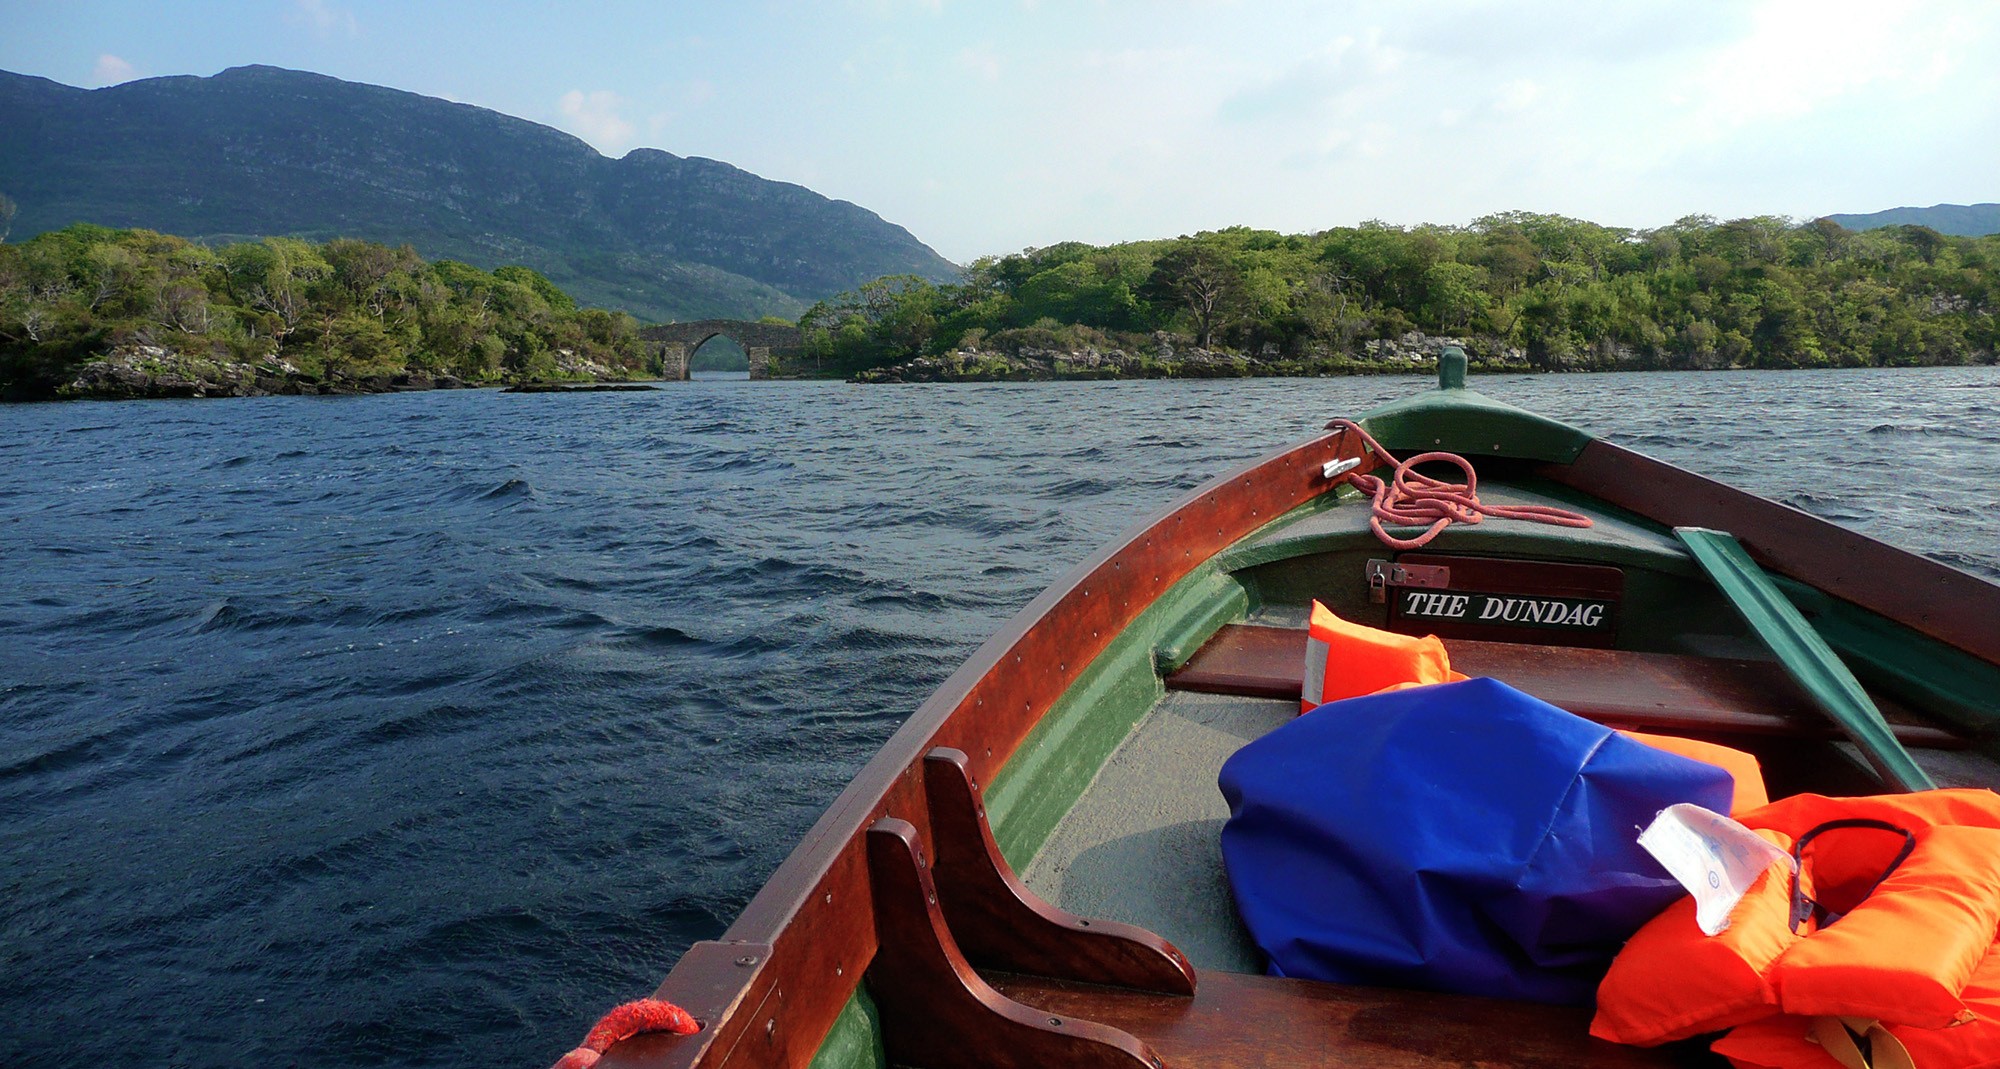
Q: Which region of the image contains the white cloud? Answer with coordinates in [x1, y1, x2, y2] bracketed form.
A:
[559, 89, 637, 153]
[91, 54, 138, 86]
[956, 45, 1001, 82]
[291, 0, 359, 38]
[1492, 79, 1541, 114]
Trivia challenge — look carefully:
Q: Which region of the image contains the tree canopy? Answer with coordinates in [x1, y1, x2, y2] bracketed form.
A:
[797, 215, 2000, 375]
[0, 225, 647, 398]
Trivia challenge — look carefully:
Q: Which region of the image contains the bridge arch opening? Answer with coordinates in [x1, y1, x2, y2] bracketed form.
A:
[689, 333, 749, 376]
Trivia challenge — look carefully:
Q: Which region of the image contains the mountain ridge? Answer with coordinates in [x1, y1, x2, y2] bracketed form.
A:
[1826, 202, 2000, 237]
[0, 65, 958, 321]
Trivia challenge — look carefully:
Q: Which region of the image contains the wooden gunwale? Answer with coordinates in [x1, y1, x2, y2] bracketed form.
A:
[640, 428, 1375, 1068]
[632, 421, 1999, 1069]
[1541, 440, 2000, 665]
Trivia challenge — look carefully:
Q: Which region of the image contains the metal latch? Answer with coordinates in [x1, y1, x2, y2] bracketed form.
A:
[1364, 559, 1452, 604]
[1322, 456, 1362, 479]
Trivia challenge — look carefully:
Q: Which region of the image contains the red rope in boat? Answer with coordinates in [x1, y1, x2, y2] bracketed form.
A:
[1327, 419, 1594, 550]
[550, 998, 700, 1069]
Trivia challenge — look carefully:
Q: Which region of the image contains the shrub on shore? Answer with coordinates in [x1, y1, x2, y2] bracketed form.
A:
[0, 225, 647, 399]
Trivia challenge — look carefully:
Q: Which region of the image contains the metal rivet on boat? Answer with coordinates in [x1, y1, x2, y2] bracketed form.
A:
[736, 955, 759, 966]
[1077, 919, 1090, 927]
[928, 893, 935, 905]
[835, 966, 842, 977]
[766, 1018, 776, 1041]
[1049, 1017, 1063, 1027]
[824, 893, 832, 904]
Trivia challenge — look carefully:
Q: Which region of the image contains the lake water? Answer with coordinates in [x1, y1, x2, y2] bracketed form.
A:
[3, 367, 1997, 1066]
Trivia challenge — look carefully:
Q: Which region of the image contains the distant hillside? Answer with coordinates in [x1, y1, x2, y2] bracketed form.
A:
[1826, 203, 2000, 237]
[0, 66, 958, 322]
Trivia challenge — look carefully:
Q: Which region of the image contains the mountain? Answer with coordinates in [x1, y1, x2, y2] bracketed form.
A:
[1825, 203, 2000, 237]
[0, 66, 957, 321]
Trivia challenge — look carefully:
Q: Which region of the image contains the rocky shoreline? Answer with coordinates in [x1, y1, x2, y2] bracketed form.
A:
[843, 324, 1995, 384]
[851, 332, 1533, 383]
[46, 346, 646, 401]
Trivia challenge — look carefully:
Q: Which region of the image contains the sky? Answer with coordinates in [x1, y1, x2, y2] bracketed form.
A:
[5, 0, 1998, 264]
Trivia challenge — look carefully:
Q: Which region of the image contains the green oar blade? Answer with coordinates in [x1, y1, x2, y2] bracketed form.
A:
[1674, 527, 1936, 792]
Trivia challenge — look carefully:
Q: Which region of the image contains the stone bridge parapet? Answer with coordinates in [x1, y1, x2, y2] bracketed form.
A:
[639, 320, 804, 380]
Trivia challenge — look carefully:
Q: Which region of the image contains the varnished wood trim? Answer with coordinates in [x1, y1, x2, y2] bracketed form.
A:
[1166, 624, 1966, 750]
[990, 971, 1687, 1068]
[924, 748, 1196, 995]
[1541, 440, 2000, 665]
[865, 819, 1162, 1069]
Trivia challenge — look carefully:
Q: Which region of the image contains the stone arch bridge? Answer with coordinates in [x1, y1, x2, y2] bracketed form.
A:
[639, 320, 804, 380]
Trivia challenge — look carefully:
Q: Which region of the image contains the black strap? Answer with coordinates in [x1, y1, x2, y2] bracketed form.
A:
[1788, 818, 1917, 934]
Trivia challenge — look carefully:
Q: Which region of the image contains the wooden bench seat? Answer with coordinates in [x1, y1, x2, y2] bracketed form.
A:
[991, 970, 1709, 1068]
[1167, 624, 1963, 750]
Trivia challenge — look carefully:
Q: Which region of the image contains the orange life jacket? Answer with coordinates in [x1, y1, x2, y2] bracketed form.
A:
[1299, 600, 1461, 712]
[1592, 790, 2000, 1057]
[1714, 943, 2000, 1069]
[1623, 731, 1770, 815]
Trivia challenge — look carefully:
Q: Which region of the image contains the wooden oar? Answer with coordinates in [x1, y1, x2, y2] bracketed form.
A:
[1675, 527, 1935, 792]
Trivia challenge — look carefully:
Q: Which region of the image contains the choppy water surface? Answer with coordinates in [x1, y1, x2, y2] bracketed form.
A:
[3, 367, 1997, 1066]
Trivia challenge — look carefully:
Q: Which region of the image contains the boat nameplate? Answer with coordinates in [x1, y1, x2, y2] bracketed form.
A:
[1365, 559, 1452, 603]
[1384, 554, 1624, 647]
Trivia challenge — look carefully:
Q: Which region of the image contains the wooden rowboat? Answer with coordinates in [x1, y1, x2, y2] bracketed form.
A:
[579, 352, 2000, 1069]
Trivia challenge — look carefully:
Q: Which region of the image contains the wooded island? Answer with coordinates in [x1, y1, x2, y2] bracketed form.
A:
[803, 213, 1999, 381]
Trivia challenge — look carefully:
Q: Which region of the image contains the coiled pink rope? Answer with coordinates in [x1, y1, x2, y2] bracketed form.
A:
[1327, 418, 1593, 550]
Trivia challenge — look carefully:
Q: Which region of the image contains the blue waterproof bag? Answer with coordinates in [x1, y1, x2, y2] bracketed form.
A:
[1218, 676, 1735, 1004]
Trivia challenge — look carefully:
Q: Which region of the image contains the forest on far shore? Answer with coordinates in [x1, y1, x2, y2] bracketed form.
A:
[6, 212, 1998, 397]
[0, 222, 649, 398]
[798, 213, 2000, 375]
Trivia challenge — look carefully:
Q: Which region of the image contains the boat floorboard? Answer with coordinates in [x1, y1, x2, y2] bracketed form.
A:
[989, 970, 1717, 1068]
[1021, 689, 1284, 974]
